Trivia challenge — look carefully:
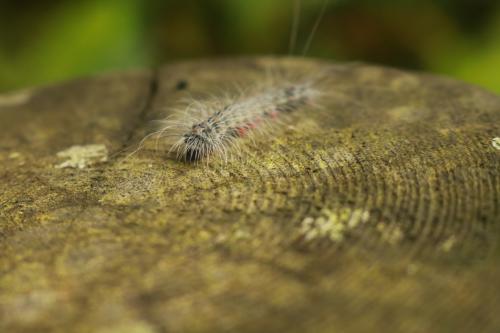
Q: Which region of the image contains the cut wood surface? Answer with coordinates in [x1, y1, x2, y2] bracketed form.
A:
[0, 58, 499, 333]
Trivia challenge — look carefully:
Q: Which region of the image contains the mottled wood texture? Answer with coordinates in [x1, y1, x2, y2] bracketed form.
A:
[0, 58, 499, 333]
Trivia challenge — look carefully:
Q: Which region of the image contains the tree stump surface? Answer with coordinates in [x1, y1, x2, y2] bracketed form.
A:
[0, 58, 499, 333]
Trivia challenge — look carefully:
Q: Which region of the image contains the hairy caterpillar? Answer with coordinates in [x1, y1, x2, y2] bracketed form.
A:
[163, 78, 322, 162]
[137, 0, 329, 163]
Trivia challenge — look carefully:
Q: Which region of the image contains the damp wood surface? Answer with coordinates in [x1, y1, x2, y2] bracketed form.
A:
[0, 58, 499, 333]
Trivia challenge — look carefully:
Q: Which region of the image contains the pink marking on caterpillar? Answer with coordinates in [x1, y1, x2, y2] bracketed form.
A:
[162, 79, 322, 162]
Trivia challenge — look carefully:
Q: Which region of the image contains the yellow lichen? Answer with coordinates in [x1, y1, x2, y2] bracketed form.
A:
[55, 144, 108, 169]
[300, 207, 370, 242]
[492, 137, 500, 150]
[376, 223, 404, 245]
[441, 235, 457, 252]
[8, 152, 21, 159]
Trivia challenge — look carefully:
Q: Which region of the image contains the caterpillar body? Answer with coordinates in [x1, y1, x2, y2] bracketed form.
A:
[164, 78, 322, 162]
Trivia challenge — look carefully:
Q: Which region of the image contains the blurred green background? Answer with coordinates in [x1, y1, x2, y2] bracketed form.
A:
[1, 0, 499, 93]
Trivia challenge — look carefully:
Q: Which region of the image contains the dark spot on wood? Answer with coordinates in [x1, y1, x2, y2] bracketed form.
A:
[176, 79, 189, 91]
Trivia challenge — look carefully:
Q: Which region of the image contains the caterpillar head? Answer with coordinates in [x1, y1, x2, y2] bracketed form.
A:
[181, 121, 222, 161]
